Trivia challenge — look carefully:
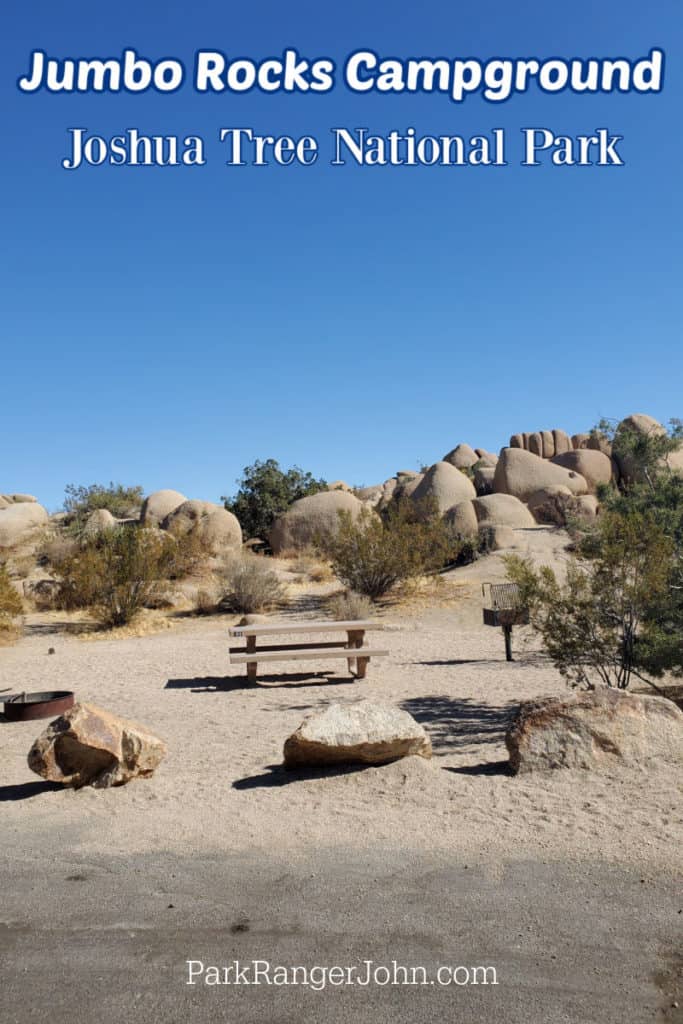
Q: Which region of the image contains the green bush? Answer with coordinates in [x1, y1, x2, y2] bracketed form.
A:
[63, 481, 144, 534]
[505, 509, 674, 689]
[223, 459, 326, 541]
[50, 526, 175, 627]
[323, 500, 461, 600]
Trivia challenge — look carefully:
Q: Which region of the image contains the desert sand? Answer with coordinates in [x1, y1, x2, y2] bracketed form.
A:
[1, 527, 680, 876]
[2, 527, 681, 1023]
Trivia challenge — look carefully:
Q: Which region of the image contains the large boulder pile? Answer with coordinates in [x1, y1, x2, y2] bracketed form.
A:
[411, 461, 476, 513]
[493, 448, 588, 503]
[506, 689, 683, 774]
[141, 489, 187, 527]
[28, 702, 167, 788]
[269, 490, 364, 554]
[283, 700, 432, 768]
[0, 501, 49, 548]
[162, 499, 241, 551]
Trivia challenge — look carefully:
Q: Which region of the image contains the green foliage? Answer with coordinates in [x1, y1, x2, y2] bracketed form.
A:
[63, 481, 144, 533]
[505, 509, 674, 689]
[50, 526, 177, 627]
[219, 555, 286, 613]
[596, 417, 683, 678]
[323, 499, 462, 600]
[595, 416, 683, 488]
[0, 564, 23, 633]
[222, 459, 326, 541]
[515, 415, 683, 687]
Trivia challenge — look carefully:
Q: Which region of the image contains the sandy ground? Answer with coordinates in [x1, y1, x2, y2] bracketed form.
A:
[1, 528, 681, 1022]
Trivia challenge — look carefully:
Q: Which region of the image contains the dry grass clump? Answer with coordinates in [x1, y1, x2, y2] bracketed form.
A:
[194, 586, 221, 616]
[218, 554, 286, 614]
[0, 563, 23, 641]
[287, 548, 335, 583]
[327, 590, 374, 621]
[39, 531, 79, 567]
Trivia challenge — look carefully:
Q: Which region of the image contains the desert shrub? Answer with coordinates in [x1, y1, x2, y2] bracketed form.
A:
[327, 590, 374, 621]
[194, 587, 219, 615]
[219, 555, 286, 613]
[288, 549, 334, 583]
[50, 526, 174, 627]
[323, 500, 461, 600]
[505, 508, 674, 689]
[163, 525, 214, 578]
[222, 459, 326, 541]
[39, 531, 79, 567]
[63, 481, 144, 534]
[0, 564, 23, 635]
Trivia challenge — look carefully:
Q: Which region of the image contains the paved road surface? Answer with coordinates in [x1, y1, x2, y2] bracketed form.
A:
[1, 845, 680, 1023]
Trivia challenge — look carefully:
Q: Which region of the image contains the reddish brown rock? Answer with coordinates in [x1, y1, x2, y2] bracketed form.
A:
[28, 702, 167, 788]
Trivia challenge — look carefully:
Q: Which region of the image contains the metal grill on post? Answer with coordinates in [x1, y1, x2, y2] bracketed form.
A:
[482, 582, 529, 662]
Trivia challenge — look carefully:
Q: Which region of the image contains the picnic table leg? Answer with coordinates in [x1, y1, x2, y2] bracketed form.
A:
[246, 636, 258, 684]
[503, 625, 513, 662]
[346, 629, 365, 676]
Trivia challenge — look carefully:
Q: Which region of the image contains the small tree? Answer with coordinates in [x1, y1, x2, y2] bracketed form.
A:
[324, 499, 460, 600]
[505, 509, 674, 689]
[222, 459, 326, 541]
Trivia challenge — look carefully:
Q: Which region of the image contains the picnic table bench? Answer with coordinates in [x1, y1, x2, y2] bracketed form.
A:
[229, 620, 389, 683]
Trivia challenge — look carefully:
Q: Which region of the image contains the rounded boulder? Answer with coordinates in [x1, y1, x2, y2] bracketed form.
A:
[163, 500, 242, 552]
[141, 489, 187, 528]
[493, 448, 588, 503]
[550, 449, 614, 493]
[445, 500, 478, 538]
[269, 490, 364, 555]
[411, 461, 476, 513]
[472, 493, 535, 528]
[443, 443, 479, 470]
[0, 502, 49, 548]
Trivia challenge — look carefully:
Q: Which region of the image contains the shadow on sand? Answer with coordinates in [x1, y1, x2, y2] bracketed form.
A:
[400, 695, 518, 753]
[0, 781, 64, 802]
[233, 762, 375, 790]
[165, 674, 357, 693]
[444, 760, 513, 778]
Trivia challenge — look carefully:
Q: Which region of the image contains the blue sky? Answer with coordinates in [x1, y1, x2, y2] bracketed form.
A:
[2, 0, 681, 510]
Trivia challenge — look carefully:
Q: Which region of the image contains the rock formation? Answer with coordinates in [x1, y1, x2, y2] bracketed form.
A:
[28, 702, 167, 788]
[283, 700, 432, 768]
[506, 689, 683, 773]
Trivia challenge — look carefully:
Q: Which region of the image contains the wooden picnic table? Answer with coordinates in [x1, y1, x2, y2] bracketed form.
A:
[228, 620, 389, 683]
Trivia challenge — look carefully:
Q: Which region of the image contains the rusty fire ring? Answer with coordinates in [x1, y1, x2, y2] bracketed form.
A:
[2, 691, 75, 722]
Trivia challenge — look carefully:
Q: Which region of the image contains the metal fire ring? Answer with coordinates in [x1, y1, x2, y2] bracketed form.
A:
[2, 690, 75, 722]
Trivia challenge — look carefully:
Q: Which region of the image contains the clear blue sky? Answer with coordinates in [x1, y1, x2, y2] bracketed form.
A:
[2, 0, 681, 510]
